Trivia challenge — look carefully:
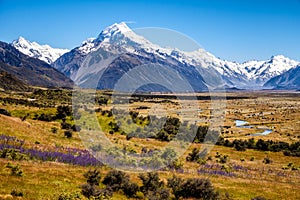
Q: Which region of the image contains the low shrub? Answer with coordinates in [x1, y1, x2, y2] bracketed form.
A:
[0, 108, 11, 116]
[123, 182, 139, 198]
[139, 172, 164, 195]
[263, 157, 272, 164]
[11, 189, 23, 197]
[168, 175, 219, 199]
[51, 127, 58, 134]
[102, 170, 130, 191]
[64, 130, 73, 138]
[6, 163, 23, 176]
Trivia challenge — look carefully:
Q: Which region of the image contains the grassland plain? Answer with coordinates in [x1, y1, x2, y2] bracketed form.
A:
[0, 90, 299, 199]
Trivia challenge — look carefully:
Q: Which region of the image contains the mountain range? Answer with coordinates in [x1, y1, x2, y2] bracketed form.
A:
[11, 37, 69, 64]
[2, 22, 300, 91]
[0, 41, 73, 88]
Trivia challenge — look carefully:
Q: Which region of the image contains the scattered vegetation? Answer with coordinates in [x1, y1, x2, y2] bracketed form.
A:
[218, 137, 300, 157]
[0, 89, 299, 199]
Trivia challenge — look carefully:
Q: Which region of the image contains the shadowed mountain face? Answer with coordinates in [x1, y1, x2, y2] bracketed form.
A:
[0, 70, 30, 91]
[78, 53, 210, 92]
[0, 41, 73, 88]
[264, 65, 300, 90]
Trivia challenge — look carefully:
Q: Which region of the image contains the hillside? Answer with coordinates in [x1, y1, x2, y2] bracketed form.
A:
[264, 65, 300, 90]
[0, 41, 73, 88]
[0, 71, 30, 91]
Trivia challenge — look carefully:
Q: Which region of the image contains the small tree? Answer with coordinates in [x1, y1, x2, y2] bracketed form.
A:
[139, 172, 163, 195]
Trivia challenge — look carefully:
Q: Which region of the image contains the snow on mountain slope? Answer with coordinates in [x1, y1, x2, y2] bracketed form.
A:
[241, 55, 299, 82]
[53, 22, 300, 89]
[11, 37, 69, 64]
[264, 65, 300, 90]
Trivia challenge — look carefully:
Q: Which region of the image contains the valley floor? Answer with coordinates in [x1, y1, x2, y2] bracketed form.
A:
[0, 90, 299, 199]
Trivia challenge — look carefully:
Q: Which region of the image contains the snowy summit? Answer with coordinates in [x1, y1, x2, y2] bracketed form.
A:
[11, 37, 69, 64]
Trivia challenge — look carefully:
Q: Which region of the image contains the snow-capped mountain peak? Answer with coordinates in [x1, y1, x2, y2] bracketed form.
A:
[100, 22, 131, 38]
[11, 37, 69, 64]
[53, 22, 300, 89]
[95, 22, 159, 50]
[249, 55, 299, 81]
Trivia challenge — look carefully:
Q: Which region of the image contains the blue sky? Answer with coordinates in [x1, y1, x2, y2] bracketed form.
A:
[0, 0, 300, 62]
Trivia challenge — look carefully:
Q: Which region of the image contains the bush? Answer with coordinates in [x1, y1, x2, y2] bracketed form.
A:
[186, 148, 200, 162]
[37, 113, 54, 122]
[56, 105, 72, 119]
[193, 125, 209, 143]
[217, 153, 228, 164]
[263, 157, 272, 164]
[6, 163, 23, 176]
[139, 172, 164, 195]
[81, 183, 95, 198]
[61, 122, 72, 130]
[101, 170, 138, 197]
[146, 188, 170, 200]
[0, 108, 11, 116]
[51, 127, 58, 134]
[64, 130, 73, 138]
[102, 170, 130, 191]
[168, 175, 219, 199]
[11, 189, 23, 197]
[83, 169, 101, 186]
[168, 158, 184, 170]
[81, 169, 105, 199]
[71, 125, 81, 132]
[82, 186, 113, 199]
[123, 182, 139, 198]
[0, 148, 28, 160]
[233, 140, 246, 151]
[156, 117, 181, 141]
